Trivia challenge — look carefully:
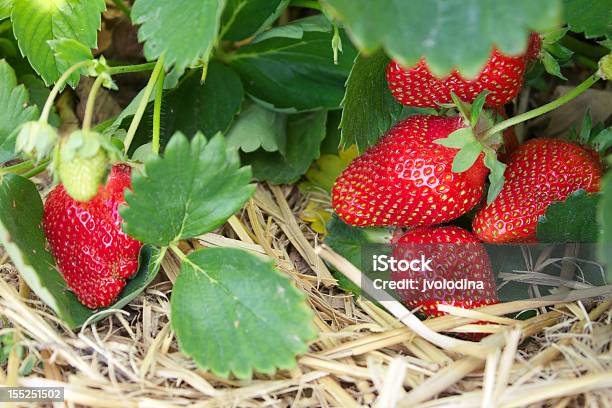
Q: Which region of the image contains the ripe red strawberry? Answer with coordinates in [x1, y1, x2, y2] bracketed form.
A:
[43, 164, 142, 308]
[386, 34, 540, 108]
[391, 226, 499, 338]
[473, 139, 602, 243]
[332, 115, 488, 227]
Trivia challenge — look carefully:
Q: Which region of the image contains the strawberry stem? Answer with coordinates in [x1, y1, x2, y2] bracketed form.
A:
[123, 55, 165, 154]
[82, 75, 106, 131]
[0, 159, 35, 176]
[152, 68, 166, 156]
[1, 159, 52, 178]
[40, 61, 90, 123]
[169, 244, 186, 261]
[482, 72, 601, 140]
[107, 62, 157, 76]
[22, 160, 50, 179]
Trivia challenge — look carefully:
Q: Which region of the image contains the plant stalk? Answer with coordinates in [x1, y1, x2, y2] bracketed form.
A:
[40, 61, 90, 122]
[170, 244, 186, 261]
[21, 160, 50, 178]
[483, 72, 600, 139]
[82, 75, 107, 131]
[561, 35, 608, 59]
[123, 55, 165, 153]
[107, 62, 157, 76]
[152, 68, 165, 155]
[0, 160, 35, 176]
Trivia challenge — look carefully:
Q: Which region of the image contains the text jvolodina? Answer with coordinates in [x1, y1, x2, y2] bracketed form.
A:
[372, 277, 485, 292]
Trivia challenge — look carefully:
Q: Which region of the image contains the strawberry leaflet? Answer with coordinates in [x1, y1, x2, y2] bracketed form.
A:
[121, 132, 256, 246]
[243, 110, 327, 184]
[171, 247, 317, 379]
[11, 0, 105, 86]
[220, 0, 289, 41]
[322, 0, 561, 77]
[340, 51, 403, 151]
[537, 189, 602, 243]
[0, 61, 38, 163]
[131, 0, 224, 76]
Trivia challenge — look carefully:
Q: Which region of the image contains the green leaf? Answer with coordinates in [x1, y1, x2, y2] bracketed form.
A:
[599, 171, 612, 281]
[0, 60, 38, 163]
[325, 214, 392, 268]
[121, 132, 255, 246]
[48, 38, 93, 85]
[0, 174, 91, 328]
[226, 101, 287, 153]
[320, 109, 342, 155]
[11, 0, 105, 85]
[451, 140, 483, 173]
[321, 0, 562, 77]
[100, 87, 151, 137]
[0, 0, 12, 19]
[220, 0, 289, 41]
[541, 50, 567, 79]
[325, 214, 391, 294]
[564, 0, 612, 39]
[254, 15, 331, 42]
[537, 189, 602, 242]
[339, 51, 402, 151]
[131, 0, 224, 76]
[228, 16, 358, 112]
[484, 148, 506, 204]
[433, 127, 475, 149]
[132, 62, 244, 152]
[171, 247, 316, 379]
[600, 39, 612, 49]
[542, 27, 570, 44]
[243, 110, 327, 184]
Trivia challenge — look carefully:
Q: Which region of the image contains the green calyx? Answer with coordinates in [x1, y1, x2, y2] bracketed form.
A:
[58, 147, 107, 202]
[597, 52, 612, 81]
[434, 91, 507, 203]
[15, 121, 58, 163]
[57, 130, 122, 202]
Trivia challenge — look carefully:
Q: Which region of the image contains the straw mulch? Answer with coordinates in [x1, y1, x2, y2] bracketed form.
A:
[0, 180, 611, 407]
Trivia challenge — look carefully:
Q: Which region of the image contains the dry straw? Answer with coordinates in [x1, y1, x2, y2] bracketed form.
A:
[0, 182, 610, 407]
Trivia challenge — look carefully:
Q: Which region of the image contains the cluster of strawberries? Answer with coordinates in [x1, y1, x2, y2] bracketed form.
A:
[332, 35, 603, 327]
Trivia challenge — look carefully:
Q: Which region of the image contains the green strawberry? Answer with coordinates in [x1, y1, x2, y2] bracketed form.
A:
[57, 130, 110, 203]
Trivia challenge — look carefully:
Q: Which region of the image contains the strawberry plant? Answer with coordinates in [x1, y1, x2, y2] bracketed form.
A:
[0, 0, 611, 404]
